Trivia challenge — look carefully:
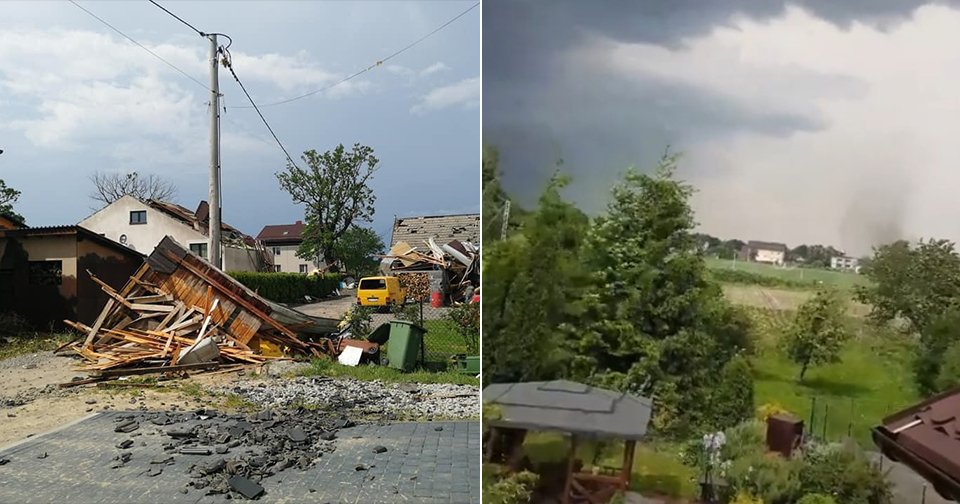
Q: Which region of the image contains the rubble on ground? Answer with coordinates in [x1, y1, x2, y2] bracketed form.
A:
[381, 239, 479, 304]
[106, 407, 353, 500]
[219, 377, 479, 420]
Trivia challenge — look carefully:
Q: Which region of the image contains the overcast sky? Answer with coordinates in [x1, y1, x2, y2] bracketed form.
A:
[1, 1, 479, 241]
[484, 0, 960, 255]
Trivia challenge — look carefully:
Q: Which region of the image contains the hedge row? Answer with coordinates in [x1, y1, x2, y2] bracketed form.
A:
[228, 271, 341, 304]
[709, 268, 813, 289]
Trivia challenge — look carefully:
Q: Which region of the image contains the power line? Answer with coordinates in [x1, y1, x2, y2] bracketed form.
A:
[146, 0, 205, 37]
[68, 0, 210, 91]
[220, 48, 300, 168]
[234, 1, 479, 108]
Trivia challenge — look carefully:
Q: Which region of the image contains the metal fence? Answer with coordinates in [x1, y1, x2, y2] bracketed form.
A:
[366, 300, 478, 371]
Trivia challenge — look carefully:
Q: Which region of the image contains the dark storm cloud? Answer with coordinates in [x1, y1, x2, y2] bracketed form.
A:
[483, 0, 939, 205]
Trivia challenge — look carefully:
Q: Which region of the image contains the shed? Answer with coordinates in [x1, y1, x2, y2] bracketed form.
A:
[483, 380, 653, 503]
[0, 225, 144, 329]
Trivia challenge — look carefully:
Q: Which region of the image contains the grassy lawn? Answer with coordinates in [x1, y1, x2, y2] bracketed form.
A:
[748, 308, 919, 447]
[706, 257, 868, 290]
[0, 332, 73, 360]
[299, 358, 479, 386]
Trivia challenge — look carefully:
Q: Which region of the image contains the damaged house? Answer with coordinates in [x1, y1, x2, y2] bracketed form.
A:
[384, 213, 480, 304]
[79, 195, 271, 272]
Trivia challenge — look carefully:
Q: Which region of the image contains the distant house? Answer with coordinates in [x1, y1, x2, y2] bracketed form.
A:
[831, 255, 859, 272]
[390, 213, 480, 248]
[741, 240, 788, 266]
[256, 220, 316, 274]
[79, 195, 270, 272]
[0, 225, 144, 329]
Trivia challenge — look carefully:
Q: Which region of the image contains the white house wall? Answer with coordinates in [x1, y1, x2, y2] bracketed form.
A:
[754, 249, 784, 265]
[267, 243, 313, 273]
[80, 195, 209, 257]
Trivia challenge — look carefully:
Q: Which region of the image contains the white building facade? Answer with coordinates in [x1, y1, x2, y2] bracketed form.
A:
[79, 195, 266, 272]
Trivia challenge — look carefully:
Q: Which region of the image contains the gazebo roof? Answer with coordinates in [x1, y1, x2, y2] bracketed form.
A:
[482, 380, 653, 440]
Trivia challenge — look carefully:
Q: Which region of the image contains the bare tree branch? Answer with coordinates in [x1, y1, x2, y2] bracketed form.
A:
[89, 171, 178, 207]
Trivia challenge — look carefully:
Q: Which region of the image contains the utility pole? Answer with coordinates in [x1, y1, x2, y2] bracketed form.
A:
[500, 200, 511, 240]
[208, 34, 222, 269]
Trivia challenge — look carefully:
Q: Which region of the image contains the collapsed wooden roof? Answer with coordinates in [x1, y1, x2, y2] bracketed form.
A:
[61, 236, 339, 372]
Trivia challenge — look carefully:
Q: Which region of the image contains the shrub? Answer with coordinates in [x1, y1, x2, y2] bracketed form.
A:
[797, 494, 838, 504]
[484, 469, 539, 504]
[756, 403, 790, 422]
[391, 302, 421, 324]
[725, 451, 801, 504]
[936, 339, 960, 391]
[343, 305, 374, 339]
[447, 302, 480, 354]
[710, 268, 811, 289]
[731, 491, 764, 504]
[228, 271, 340, 304]
[711, 355, 755, 429]
[796, 442, 891, 504]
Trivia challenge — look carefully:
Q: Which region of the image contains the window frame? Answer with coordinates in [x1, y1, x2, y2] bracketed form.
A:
[129, 210, 147, 225]
[189, 242, 209, 259]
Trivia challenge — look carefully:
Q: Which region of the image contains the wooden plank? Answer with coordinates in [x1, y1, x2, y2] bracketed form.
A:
[127, 293, 174, 303]
[155, 302, 185, 331]
[94, 361, 221, 378]
[86, 262, 150, 348]
[128, 303, 175, 313]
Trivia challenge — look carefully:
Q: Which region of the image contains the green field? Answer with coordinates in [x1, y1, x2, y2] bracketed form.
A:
[706, 257, 869, 290]
[748, 308, 918, 447]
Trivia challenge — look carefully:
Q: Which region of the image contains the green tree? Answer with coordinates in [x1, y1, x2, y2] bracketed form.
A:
[712, 355, 755, 429]
[783, 288, 850, 382]
[332, 225, 384, 279]
[915, 309, 960, 394]
[564, 153, 751, 435]
[482, 171, 588, 385]
[277, 144, 378, 268]
[0, 178, 24, 225]
[856, 239, 960, 333]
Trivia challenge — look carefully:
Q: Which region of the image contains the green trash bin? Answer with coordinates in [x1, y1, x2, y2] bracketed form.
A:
[384, 320, 426, 371]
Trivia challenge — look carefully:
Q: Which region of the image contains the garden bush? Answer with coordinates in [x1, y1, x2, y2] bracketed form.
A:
[796, 442, 891, 504]
[447, 302, 480, 354]
[484, 468, 539, 504]
[228, 271, 340, 303]
[711, 355, 755, 429]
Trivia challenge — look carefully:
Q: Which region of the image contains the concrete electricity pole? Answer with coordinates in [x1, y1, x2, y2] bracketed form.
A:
[208, 34, 222, 269]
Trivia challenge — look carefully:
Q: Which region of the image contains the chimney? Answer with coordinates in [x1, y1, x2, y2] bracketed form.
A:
[296, 220, 303, 225]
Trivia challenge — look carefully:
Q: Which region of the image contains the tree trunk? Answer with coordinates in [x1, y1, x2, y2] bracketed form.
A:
[322, 249, 339, 273]
[799, 361, 809, 382]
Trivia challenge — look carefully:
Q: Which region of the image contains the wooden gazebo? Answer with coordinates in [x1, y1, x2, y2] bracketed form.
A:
[483, 380, 654, 504]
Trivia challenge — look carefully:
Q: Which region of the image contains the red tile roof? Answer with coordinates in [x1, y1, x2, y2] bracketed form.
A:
[257, 221, 305, 244]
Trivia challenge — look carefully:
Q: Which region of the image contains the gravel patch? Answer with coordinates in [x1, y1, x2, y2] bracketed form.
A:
[220, 377, 479, 420]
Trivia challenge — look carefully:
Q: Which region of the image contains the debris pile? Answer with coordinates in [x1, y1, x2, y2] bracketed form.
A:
[381, 238, 480, 304]
[59, 237, 340, 375]
[220, 377, 481, 419]
[110, 407, 353, 499]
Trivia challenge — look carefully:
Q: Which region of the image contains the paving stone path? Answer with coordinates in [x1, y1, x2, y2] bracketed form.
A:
[0, 411, 480, 504]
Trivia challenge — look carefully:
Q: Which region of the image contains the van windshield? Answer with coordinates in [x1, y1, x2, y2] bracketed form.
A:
[360, 279, 387, 290]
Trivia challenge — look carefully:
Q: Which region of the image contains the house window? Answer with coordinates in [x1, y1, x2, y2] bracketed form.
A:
[189, 243, 208, 259]
[129, 210, 147, 225]
[274, 265, 282, 272]
[273, 247, 281, 256]
[28, 260, 62, 286]
[299, 264, 308, 274]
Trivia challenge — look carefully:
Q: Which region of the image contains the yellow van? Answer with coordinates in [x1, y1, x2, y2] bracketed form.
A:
[357, 276, 406, 308]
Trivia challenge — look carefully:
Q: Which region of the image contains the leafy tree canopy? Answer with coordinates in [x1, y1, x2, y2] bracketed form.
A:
[332, 225, 384, 279]
[783, 287, 850, 382]
[0, 179, 24, 225]
[277, 143, 378, 267]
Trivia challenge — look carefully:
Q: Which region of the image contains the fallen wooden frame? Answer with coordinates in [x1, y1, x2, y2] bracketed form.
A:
[61, 237, 341, 376]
